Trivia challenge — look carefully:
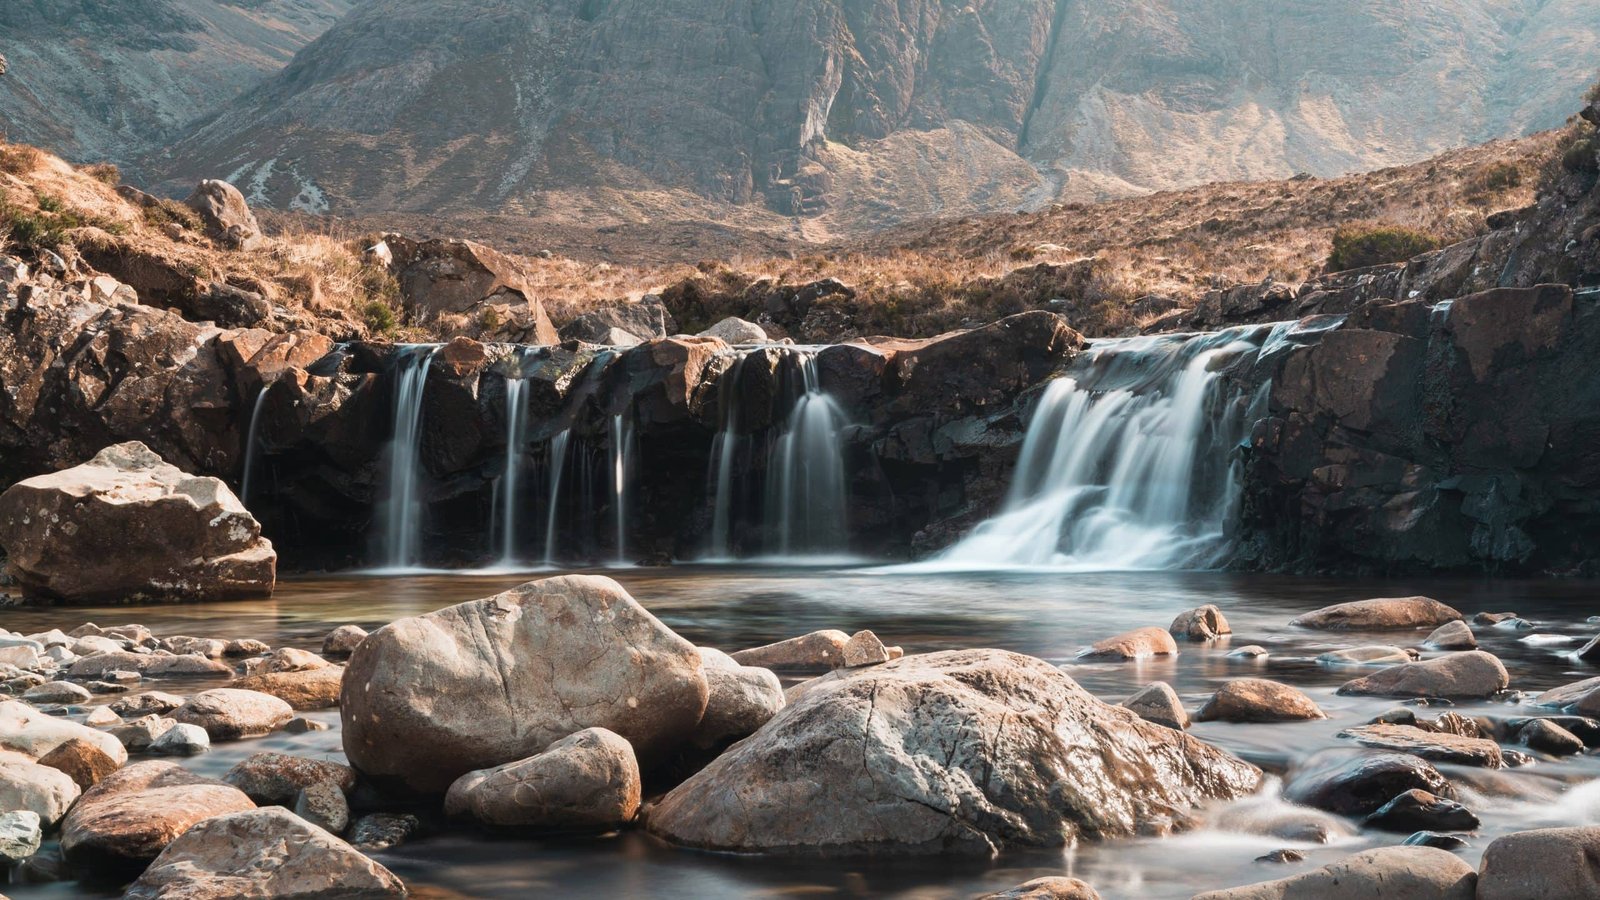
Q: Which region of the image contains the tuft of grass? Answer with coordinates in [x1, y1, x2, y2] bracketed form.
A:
[0, 144, 43, 176]
[79, 163, 120, 186]
[1327, 223, 1443, 272]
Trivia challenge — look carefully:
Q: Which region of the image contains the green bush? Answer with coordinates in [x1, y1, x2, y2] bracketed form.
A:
[1327, 224, 1443, 272]
[0, 197, 68, 251]
[362, 299, 398, 335]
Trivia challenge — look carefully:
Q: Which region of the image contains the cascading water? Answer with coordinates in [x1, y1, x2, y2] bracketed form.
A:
[541, 430, 572, 567]
[706, 355, 747, 559]
[377, 345, 439, 570]
[239, 386, 271, 503]
[937, 322, 1300, 571]
[496, 376, 531, 565]
[609, 412, 634, 565]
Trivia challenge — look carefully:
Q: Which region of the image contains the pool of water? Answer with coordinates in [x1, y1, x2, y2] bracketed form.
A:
[7, 565, 1600, 899]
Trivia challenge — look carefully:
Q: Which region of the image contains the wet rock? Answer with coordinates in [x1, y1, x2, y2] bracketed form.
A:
[1123, 682, 1189, 730]
[1338, 723, 1503, 767]
[445, 727, 642, 832]
[1209, 795, 1355, 844]
[1520, 718, 1585, 756]
[0, 810, 41, 866]
[1255, 849, 1305, 865]
[1577, 634, 1600, 663]
[1338, 651, 1510, 699]
[1424, 620, 1477, 650]
[980, 876, 1102, 899]
[1479, 826, 1600, 900]
[224, 753, 357, 806]
[223, 638, 270, 657]
[22, 681, 91, 705]
[110, 691, 185, 717]
[109, 716, 177, 752]
[1170, 605, 1232, 641]
[1492, 617, 1535, 631]
[0, 442, 276, 603]
[698, 317, 767, 343]
[1474, 612, 1520, 626]
[321, 625, 368, 659]
[842, 630, 891, 667]
[348, 813, 421, 852]
[343, 575, 709, 796]
[148, 723, 210, 756]
[0, 700, 126, 765]
[1284, 751, 1454, 816]
[0, 758, 79, 827]
[1364, 789, 1480, 832]
[60, 761, 256, 876]
[1191, 846, 1476, 899]
[1534, 676, 1600, 717]
[1406, 831, 1470, 850]
[69, 650, 231, 678]
[231, 663, 345, 710]
[692, 648, 785, 749]
[248, 647, 327, 674]
[173, 688, 293, 741]
[38, 737, 122, 790]
[1291, 597, 1462, 630]
[124, 807, 404, 899]
[1228, 646, 1269, 660]
[1078, 627, 1178, 661]
[648, 649, 1260, 855]
[285, 716, 330, 734]
[294, 781, 350, 835]
[730, 630, 851, 670]
[1197, 679, 1325, 723]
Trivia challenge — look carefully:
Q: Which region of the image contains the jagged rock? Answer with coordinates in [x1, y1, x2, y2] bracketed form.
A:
[1191, 846, 1476, 899]
[1196, 679, 1325, 723]
[0, 700, 126, 765]
[124, 807, 404, 899]
[1284, 751, 1454, 817]
[148, 723, 210, 756]
[1123, 682, 1189, 730]
[698, 317, 767, 343]
[730, 630, 851, 670]
[293, 781, 350, 835]
[1364, 789, 1480, 833]
[38, 737, 122, 790]
[321, 625, 368, 659]
[390, 237, 558, 343]
[1520, 718, 1585, 756]
[1338, 651, 1510, 699]
[184, 179, 264, 250]
[1423, 620, 1477, 650]
[445, 727, 641, 832]
[0, 442, 275, 603]
[559, 295, 674, 346]
[1078, 627, 1178, 661]
[0, 758, 79, 827]
[84, 706, 122, 727]
[1290, 597, 1461, 630]
[172, 689, 293, 740]
[60, 761, 256, 876]
[342, 575, 709, 795]
[981, 877, 1101, 899]
[692, 648, 785, 749]
[225, 753, 356, 806]
[1478, 827, 1600, 900]
[1170, 605, 1232, 641]
[647, 649, 1260, 855]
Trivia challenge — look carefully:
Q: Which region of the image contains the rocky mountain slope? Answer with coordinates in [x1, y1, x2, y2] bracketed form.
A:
[0, 0, 352, 174]
[149, 0, 1600, 234]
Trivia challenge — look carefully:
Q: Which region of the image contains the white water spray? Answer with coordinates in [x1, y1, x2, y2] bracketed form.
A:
[378, 345, 439, 569]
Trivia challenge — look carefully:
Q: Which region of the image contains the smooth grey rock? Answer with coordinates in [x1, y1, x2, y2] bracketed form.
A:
[445, 727, 641, 832]
[1338, 651, 1510, 699]
[0, 700, 126, 765]
[1316, 645, 1412, 667]
[148, 723, 210, 756]
[293, 781, 350, 835]
[321, 625, 368, 659]
[22, 681, 92, 705]
[0, 809, 42, 865]
[172, 689, 293, 741]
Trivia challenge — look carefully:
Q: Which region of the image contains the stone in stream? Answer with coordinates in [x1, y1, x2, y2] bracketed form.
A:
[692, 648, 785, 749]
[22, 681, 92, 705]
[349, 813, 421, 852]
[0, 700, 127, 765]
[232, 662, 345, 710]
[1123, 682, 1189, 730]
[0, 810, 42, 866]
[1254, 849, 1305, 864]
[172, 688, 294, 740]
[1195, 679, 1325, 723]
[698, 316, 768, 343]
[1364, 789, 1480, 833]
[1191, 846, 1477, 899]
[111, 691, 186, 717]
[60, 761, 256, 876]
[1077, 627, 1178, 661]
[1170, 605, 1231, 641]
[1316, 645, 1412, 667]
[1284, 751, 1454, 817]
[1228, 645, 1268, 660]
[225, 753, 357, 806]
[1338, 650, 1510, 699]
[123, 807, 404, 900]
[160, 636, 228, 658]
[0, 442, 276, 603]
[1290, 597, 1462, 630]
[730, 630, 851, 670]
[1533, 676, 1600, 717]
[1423, 620, 1477, 650]
[1207, 795, 1355, 844]
[1406, 831, 1470, 850]
[0, 758, 80, 827]
[647, 649, 1260, 855]
[1519, 718, 1585, 756]
[322, 624, 369, 658]
[342, 575, 709, 796]
[445, 727, 642, 832]
[69, 651, 231, 678]
[980, 877, 1102, 899]
[1473, 612, 1520, 626]
[38, 737, 122, 790]
[1478, 827, 1600, 900]
[224, 638, 270, 657]
[1337, 723, 1504, 768]
[147, 723, 210, 756]
[294, 781, 351, 835]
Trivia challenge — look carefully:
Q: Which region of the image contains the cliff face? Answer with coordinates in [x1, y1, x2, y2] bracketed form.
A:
[0, 0, 352, 175]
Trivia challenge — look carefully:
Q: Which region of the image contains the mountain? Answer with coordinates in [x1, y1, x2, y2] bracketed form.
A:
[0, 0, 353, 175]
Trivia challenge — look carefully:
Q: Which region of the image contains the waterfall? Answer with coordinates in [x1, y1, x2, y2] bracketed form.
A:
[497, 377, 531, 565]
[706, 355, 747, 559]
[610, 412, 634, 565]
[541, 430, 572, 566]
[378, 345, 439, 570]
[938, 323, 1293, 571]
[240, 386, 271, 504]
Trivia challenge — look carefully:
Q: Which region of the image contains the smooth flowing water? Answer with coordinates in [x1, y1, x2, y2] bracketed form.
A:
[497, 378, 531, 566]
[610, 412, 633, 565]
[238, 386, 271, 504]
[376, 346, 439, 570]
[541, 430, 572, 567]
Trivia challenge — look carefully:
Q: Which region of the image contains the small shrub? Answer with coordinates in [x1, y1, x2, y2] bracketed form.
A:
[80, 163, 120, 185]
[0, 144, 43, 175]
[1562, 133, 1599, 175]
[35, 194, 65, 214]
[0, 199, 68, 251]
[362, 299, 398, 335]
[1463, 161, 1522, 198]
[1327, 224, 1443, 272]
[143, 198, 203, 232]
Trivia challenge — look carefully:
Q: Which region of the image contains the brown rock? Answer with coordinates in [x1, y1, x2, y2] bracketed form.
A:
[225, 752, 356, 806]
[1123, 682, 1189, 730]
[1338, 651, 1510, 699]
[1290, 597, 1462, 630]
[37, 738, 122, 790]
[1196, 679, 1326, 723]
[842, 629, 890, 667]
[70, 651, 232, 678]
[982, 876, 1102, 900]
[1478, 826, 1600, 900]
[232, 664, 345, 711]
[172, 689, 294, 740]
[1423, 620, 1477, 650]
[184, 179, 263, 250]
[730, 629, 851, 670]
[60, 761, 256, 876]
[692, 648, 785, 749]
[321, 625, 368, 659]
[1338, 723, 1504, 767]
[1170, 605, 1232, 641]
[445, 727, 642, 832]
[1078, 627, 1178, 661]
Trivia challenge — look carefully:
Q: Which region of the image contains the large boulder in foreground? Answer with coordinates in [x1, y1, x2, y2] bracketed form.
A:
[1290, 597, 1461, 630]
[125, 807, 404, 900]
[1478, 827, 1600, 900]
[444, 727, 641, 832]
[60, 761, 256, 876]
[647, 649, 1260, 856]
[1192, 846, 1476, 899]
[342, 575, 709, 796]
[0, 442, 275, 603]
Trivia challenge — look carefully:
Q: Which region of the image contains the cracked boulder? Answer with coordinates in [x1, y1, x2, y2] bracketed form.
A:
[646, 649, 1260, 856]
[342, 574, 709, 796]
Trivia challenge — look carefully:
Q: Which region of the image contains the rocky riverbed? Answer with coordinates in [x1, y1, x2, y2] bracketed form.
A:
[4, 568, 1600, 898]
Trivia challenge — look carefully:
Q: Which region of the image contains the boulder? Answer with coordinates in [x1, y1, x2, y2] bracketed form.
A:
[225, 753, 357, 806]
[38, 737, 122, 790]
[1364, 789, 1480, 833]
[1191, 846, 1476, 900]
[173, 689, 294, 741]
[1078, 627, 1178, 661]
[647, 649, 1260, 855]
[148, 723, 211, 756]
[108, 715, 177, 751]
[231, 664, 345, 710]
[0, 758, 80, 827]
[1123, 682, 1189, 730]
[1284, 751, 1453, 816]
[1424, 620, 1477, 650]
[692, 648, 785, 749]
[698, 317, 767, 343]
[981, 877, 1101, 899]
[1533, 676, 1600, 717]
[1478, 827, 1600, 900]
[60, 761, 256, 876]
[1170, 605, 1232, 641]
[1338, 723, 1503, 768]
[0, 442, 276, 603]
[0, 700, 126, 765]
[0, 810, 41, 866]
[1521, 718, 1584, 755]
[322, 625, 368, 659]
[730, 630, 851, 670]
[391, 238, 558, 343]
[444, 727, 641, 832]
[184, 179, 263, 250]
[22, 681, 92, 705]
[342, 575, 709, 795]
[558, 295, 674, 346]
[294, 781, 350, 835]
[1290, 597, 1462, 630]
[69, 651, 232, 678]
[124, 807, 404, 899]
[1338, 651, 1510, 699]
[1195, 679, 1325, 723]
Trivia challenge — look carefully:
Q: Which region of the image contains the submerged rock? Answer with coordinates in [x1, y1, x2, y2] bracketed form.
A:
[1195, 679, 1325, 723]
[1338, 651, 1510, 699]
[342, 575, 709, 796]
[1290, 597, 1462, 630]
[648, 649, 1260, 855]
[0, 442, 276, 603]
[1078, 627, 1178, 661]
[1284, 751, 1454, 817]
[1478, 826, 1600, 900]
[1192, 846, 1476, 899]
[445, 727, 641, 832]
[60, 761, 256, 876]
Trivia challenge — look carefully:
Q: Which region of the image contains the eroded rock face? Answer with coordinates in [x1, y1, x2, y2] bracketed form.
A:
[1191, 846, 1477, 900]
[444, 727, 642, 832]
[60, 761, 256, 876]
[647, 649, 1260, 856]
[0, 442, 275, 603]
[342, 575, 709, 796]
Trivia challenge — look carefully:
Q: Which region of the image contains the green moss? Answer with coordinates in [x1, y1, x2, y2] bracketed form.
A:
[1327, 224, 1443, 272]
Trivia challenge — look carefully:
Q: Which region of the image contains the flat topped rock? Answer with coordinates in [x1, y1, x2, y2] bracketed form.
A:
[730, 630, 851, 670]
[1291, 597, 1462, 630]
[1339, 723, 1504, 768]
